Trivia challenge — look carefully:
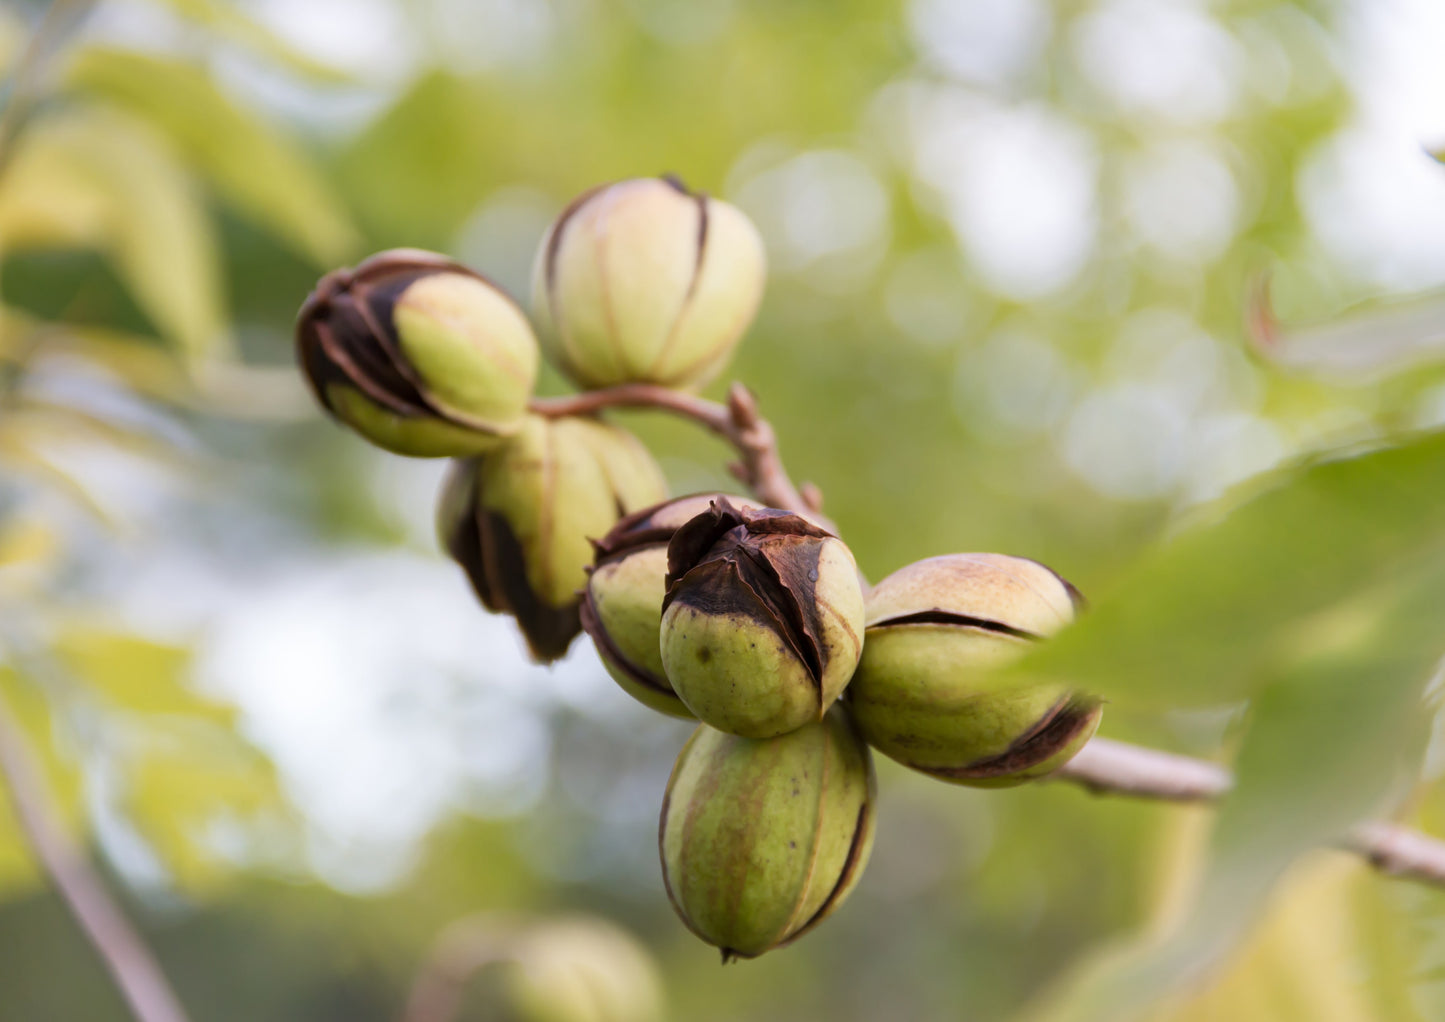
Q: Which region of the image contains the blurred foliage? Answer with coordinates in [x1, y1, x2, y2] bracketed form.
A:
[0, 0, 1444, 1021]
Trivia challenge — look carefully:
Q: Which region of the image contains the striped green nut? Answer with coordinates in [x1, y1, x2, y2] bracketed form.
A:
[660, 706, 876, 960]
[532, 177, 766, 391]
[659, 498, 865, 739]
[579, 493, 752, 719]
[848, 553, 1102, 788]
[297, 248, 539, 456]
[437, 414, 667, 662]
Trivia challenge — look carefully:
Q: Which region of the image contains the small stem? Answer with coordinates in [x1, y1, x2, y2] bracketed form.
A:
[530, 383, 733, 434]
[0, 688, 191, 1022]
[529, 382, 831, 530]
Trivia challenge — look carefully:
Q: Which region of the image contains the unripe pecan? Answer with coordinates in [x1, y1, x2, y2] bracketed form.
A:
[437, 415, 667, 662]
[298, 249, 538, 456]
[658, 498, 864, 739]
[532, 177, 766, 391]
[580, 493, 751, 718]
[660, 706, 876, 959]
[847, 553, 1101, 787]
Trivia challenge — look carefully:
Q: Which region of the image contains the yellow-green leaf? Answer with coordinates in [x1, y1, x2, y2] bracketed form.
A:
[66, 47, 359, 267]
[0, 125, 112, 249]
[0, 515, 62, 600]
[0, 106, 228, 357]
[52, 626, 234, 724]
[122, 725, 285, 895]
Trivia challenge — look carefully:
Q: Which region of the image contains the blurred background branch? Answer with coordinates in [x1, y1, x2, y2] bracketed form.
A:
[0, 685, 190, 1022]
[0, 0, 95, 176]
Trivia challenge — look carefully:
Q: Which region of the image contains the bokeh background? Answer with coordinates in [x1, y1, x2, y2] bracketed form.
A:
[2, 0, 1445, 1019]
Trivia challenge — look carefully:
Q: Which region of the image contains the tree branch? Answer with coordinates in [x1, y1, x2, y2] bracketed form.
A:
[543, 380, 1445, 891]
[0, 688, 192, 1022]
[1054, 737, 1231, 801]
[1055, 737, 1445, 887]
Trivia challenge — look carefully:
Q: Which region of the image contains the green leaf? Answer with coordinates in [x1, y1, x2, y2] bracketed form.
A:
[1022, 572, 1442, 1022]
[65, 47, 359, 267]
[0, 106, 228, 357]
[1006, 430, 1445, 1022]
[1011, 429, 1445, 707]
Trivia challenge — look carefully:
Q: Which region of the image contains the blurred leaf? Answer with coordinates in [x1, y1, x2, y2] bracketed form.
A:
[0, 388, 193, 526]
[148, 0, 351, 83]
[0, 517, 59, 571]
[0, 515, 62, 599]
[1023, 571, 1442, 1022]
[0, 308, 190, 400]
[0, 421, 116, 525]
[0, 106, 228, 357]
[1, 307, 311, 420]
[0, 668, 84, 902]
[66, 47, 359, 267]
[1012, 430, 1445, 707]
[53, 626, 233, 724]
[0, 122, 112, 248]
[122, 727, 284, 894]
[10, 400, 190, 465]
[52, 625, 282, 894]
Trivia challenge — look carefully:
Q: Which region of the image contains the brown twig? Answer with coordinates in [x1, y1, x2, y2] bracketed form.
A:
[1055, 737, 1445, 887]
[0, 688, 192, 1022]
[539, 380, 1445, 890]
[399, 917, 516, 1022]
[1346, 821, 1445, 887]
[529, 382, 830, 530]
